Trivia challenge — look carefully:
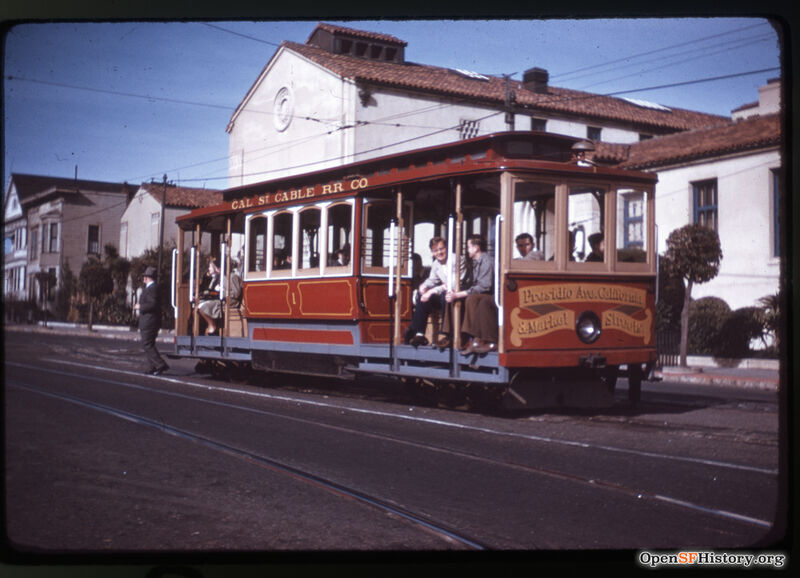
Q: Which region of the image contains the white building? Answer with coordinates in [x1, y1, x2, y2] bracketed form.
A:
[119, 182, 221, 259]
[597, 109, 782, 310]
[227, 22, 726, 187]
[225, 22, 783, 312]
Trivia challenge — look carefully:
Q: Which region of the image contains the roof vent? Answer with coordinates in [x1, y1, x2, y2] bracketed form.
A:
[523, 67, 549, 94]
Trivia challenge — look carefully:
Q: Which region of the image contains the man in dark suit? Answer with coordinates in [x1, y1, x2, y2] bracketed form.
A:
[135, 266, 169, 375]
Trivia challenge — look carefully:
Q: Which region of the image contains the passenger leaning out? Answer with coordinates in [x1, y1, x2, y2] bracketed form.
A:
[441, 234, 498, 354]
[405, 237, 449, 347]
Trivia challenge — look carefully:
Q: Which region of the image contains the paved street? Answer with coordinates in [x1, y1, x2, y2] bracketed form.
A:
[3, 330, 786, 565]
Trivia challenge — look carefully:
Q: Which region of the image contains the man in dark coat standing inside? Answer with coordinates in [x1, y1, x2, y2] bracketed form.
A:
[135, 266, 169, 375]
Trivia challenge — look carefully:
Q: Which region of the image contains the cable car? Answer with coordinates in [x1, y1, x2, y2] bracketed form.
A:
[171, 132, 657, 409]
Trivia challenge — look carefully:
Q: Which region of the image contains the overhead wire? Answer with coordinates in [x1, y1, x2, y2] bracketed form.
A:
[552, 21, 773, 82]
[5, 22, 780, 187]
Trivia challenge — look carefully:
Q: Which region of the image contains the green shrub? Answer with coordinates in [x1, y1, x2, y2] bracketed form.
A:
[715, 307, 766, 359]
[688, 296, 731, 355]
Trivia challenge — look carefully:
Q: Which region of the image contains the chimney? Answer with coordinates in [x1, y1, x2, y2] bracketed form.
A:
[523, 67, 549, 94]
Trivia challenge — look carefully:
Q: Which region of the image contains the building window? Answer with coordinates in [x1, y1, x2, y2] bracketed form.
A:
[587, 126, 602, 141]
[88, 225, 100, 254]
[48, 222, 59, 253]
[693, 179, 718, 231]
[531, 117, 547, 132]
[623, 194, 645, 249]
[458, 119, 480, 140]
[29, 227, 38, 260]
[151, 212, 161, 248]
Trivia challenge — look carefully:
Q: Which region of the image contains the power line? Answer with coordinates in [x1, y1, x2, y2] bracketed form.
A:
[552, 21, 772, 81]
[573, 35, 775, 92]
[201, 22, 282, 47]
[5, 63, 780, 185]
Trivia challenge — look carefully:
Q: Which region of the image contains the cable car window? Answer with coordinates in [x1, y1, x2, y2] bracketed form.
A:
[271, 211, 293, 276]
[568, 186, 605, 263]
[326, 202, 353, 273]
[246, 215, 267, 276]
[362, 199, 411, 276]
[511, 180, 555, 263]
[617, 188, 648, 264]
[298, 207, 321, 274]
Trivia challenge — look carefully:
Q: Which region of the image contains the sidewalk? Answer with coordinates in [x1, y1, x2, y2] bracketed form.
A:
[4, 320, 173, 343]
[655, 365, 780, 391]
[4, 321, 781, 391]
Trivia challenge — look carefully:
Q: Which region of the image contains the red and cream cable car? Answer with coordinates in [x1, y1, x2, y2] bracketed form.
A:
[171, 132, 658, 409]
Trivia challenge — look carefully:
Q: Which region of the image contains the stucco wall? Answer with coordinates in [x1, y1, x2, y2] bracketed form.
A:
[653, 148, 781, 309]
[228, 49, 356, 186]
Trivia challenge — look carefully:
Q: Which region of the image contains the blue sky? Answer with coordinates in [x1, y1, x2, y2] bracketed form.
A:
[3, 18, 782, 191]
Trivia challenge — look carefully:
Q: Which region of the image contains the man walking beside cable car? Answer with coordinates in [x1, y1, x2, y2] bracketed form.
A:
[135, 266, 169, 376]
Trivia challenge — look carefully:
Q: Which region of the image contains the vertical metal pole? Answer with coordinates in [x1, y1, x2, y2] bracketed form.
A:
[158, 174, 166, 277]
[192, 224, 201, 337]
[387, 217, 397, 370]
[394, 189, 404, 347]
[450, 181, 463, 378]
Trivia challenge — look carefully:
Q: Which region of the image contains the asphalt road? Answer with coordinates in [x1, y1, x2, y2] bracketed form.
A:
[3, 331, 787, 566]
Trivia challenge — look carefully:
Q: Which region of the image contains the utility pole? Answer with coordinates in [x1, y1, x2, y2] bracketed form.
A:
[157, 174, 166, 277]
[504, 75, 516, 131]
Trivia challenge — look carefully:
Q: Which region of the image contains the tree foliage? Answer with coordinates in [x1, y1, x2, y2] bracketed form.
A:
[663, 224, 723, 367]
[688, 296, 731, 355]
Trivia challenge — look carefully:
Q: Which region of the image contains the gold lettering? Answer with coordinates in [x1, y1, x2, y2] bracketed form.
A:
[519, 283, 645, 310]
[601, 309, 653, 344]
[510, 307, 575, 346]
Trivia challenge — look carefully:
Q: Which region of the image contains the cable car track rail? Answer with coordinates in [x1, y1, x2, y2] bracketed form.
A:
[7, 378, 489, 551]
[6, 360, 777, 535]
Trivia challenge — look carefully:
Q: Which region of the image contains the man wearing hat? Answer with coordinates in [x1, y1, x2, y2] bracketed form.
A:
[585, 232, 605, 262]
[134, 266, 169, 375]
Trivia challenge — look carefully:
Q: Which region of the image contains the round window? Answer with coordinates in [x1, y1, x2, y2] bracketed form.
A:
[273, 87, 293, 132]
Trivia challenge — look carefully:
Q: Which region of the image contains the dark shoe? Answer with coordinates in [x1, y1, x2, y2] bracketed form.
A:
[143, 368, 156, 375]
[152, 366, 169, 376]
[409, 333, 429, 347]
[461, 339, 480, 355]
[435, 336, 451, 349]
[473, 340, 497, 354]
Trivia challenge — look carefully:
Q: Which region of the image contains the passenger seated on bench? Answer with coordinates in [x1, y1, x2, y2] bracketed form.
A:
[441, 234, 498, 354]
[227, 260, 243, 310]
[198, 259, 222, 335]
[404, 237, 449, 347]
[515, 232, 544, 260]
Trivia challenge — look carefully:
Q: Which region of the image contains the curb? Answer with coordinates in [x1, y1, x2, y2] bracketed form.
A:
[655, 369, 779, 391]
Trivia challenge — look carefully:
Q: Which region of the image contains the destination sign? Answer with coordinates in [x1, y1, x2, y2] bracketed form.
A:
[229, 177, 370, 211]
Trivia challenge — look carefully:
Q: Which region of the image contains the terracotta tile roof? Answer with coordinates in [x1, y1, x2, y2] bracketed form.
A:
[11, 173, 135, 204]
[139, 182, 221, 209]
[309, 22, 407, 46]
[276, 36, 728, 133]
[599, 113, 782, 170]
